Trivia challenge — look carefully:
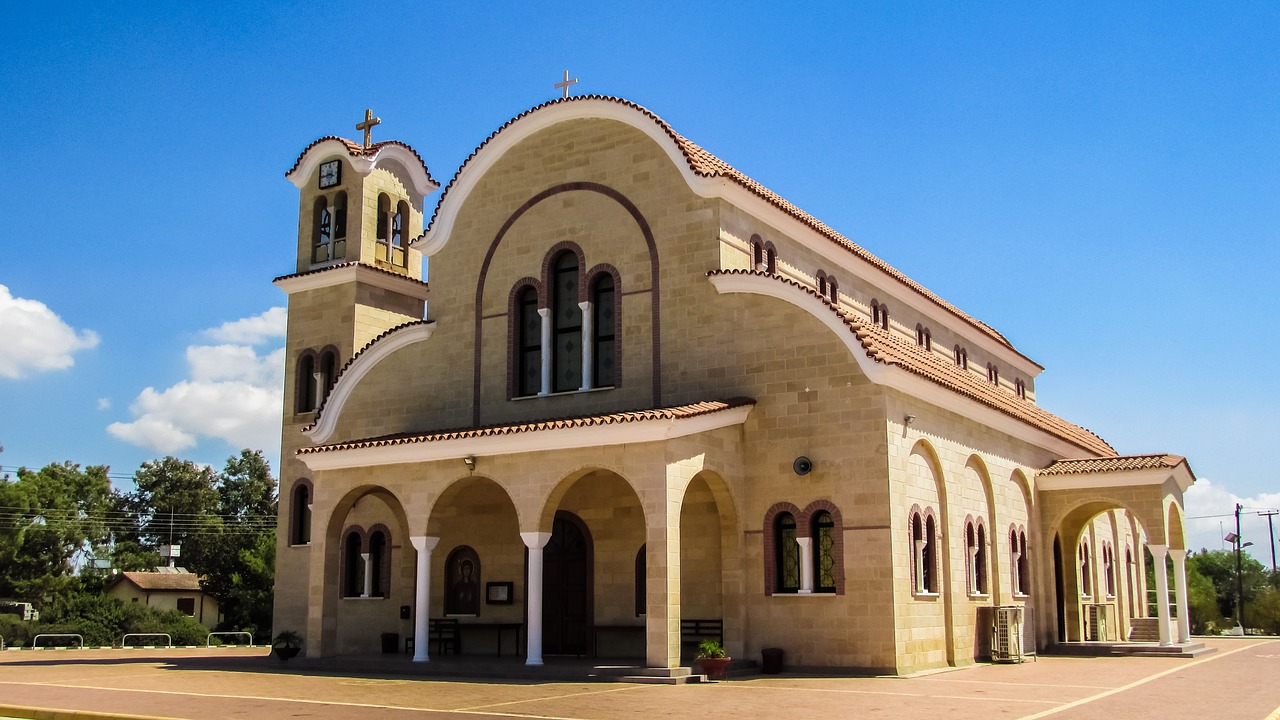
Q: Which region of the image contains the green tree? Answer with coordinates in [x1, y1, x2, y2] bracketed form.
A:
[1188, 549, 1270, 622]
[0, 462, 113, 599]
[122, 457, 222, 572]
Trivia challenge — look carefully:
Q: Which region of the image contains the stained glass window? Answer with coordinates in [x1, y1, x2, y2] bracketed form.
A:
[776, 513, 800, 593]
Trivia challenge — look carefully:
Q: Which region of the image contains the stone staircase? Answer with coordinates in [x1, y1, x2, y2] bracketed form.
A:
[1128, 618, 1160, 642]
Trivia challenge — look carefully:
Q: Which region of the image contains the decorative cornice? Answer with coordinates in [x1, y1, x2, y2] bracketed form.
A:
[273, 262, 430, 300]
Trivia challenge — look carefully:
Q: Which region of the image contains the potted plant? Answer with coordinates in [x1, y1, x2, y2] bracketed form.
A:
[694, 639, 731, 680]
[272, 630, 303, 661]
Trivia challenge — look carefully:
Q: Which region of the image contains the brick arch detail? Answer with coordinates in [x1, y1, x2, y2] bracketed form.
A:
[540, 241, 588, 306]
[802, 499, 846, 595]
[762, 501, 803, 595]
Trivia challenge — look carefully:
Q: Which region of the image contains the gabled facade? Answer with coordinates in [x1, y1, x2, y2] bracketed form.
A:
[272, 97, 1196, 674]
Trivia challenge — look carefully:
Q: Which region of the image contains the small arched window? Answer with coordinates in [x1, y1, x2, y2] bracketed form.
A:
[332, 191, 348, 261]
[813, 510, 836, 593]
[987, 363, 999, 385]
[312, 197, 331, 264]
[342, 530, 363, 597]
[317, 347, 338, 407]
[1103, 544, 1115, 597]
[516, 286, 541, 397]
[916, 325, 932, 350]
[879, 302, 890, 330]
[295, 353, 316, 413]
[290, 481, 311, 545]
[1015, 378, 1026, 399]
[375, 193, 391, 262]
[817, 274, 827, 298]
[1018, 530, 1030, 595]
[1079, 541, 1092, 597]
[552, 252, 583, 392]
[967, 521, 987, 595]
[871, 300, 882, 328]
[775, 512, 800, 593]
[751, 239, 765, 270]
[827, 277, 838, 304]
[391, 200, 409, 266]
[765, 246, 777, 274]
[591, 273, 616, 387]
[369, 529, 388, 598]
[912, 511, 938, 595]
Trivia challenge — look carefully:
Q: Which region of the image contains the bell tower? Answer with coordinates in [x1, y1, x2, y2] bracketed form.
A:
[272, 111, 438, 644]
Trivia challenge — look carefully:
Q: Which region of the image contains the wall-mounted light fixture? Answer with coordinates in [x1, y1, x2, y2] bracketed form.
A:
[463, 456, 476, 472]
[904, 414, 917, 425]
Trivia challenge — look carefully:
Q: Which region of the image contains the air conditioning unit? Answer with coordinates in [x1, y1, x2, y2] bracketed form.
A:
[992, 605, 1024, 662]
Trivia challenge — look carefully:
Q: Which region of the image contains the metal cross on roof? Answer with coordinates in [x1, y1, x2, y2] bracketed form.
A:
[356, 109, 381, 149]
[554, 70, 579, 99]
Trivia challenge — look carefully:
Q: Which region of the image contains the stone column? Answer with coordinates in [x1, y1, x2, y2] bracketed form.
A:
[1148, 544, 1172, 645]
[361, 552, 372, 598]
[1169, 548, 1191, 643]
[796, 537, 814, 594]
[1011, 550, 1021, 596]
[914, 540, 926, 593]
[538, 308, 551, 395]
[522, 532, 552, 665]
[578, 300, 593, 391]
[409, 536, 438, 662]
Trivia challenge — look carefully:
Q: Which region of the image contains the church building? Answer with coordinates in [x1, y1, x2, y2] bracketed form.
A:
[271, 95, 1197, 675]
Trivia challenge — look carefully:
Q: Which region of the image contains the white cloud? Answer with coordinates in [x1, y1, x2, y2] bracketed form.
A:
[109, 310, 284, 459]
[96, 397, 111, 410]
[0, 284, 100, 379]
[202, 307, 286, 345]
[1183, 477, 1280, 561]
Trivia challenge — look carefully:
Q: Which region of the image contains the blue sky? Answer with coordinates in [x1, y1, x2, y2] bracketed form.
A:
[1, 2, 1277, 557]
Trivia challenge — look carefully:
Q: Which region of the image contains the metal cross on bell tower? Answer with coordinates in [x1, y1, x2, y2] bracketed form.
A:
[356, 109, 382, 149]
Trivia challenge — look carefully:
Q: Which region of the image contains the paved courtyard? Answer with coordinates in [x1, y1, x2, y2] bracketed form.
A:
[1, 638, 1277, 720]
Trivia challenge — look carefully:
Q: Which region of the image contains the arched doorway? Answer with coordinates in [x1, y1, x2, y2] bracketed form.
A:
[543, 511, 593, 655]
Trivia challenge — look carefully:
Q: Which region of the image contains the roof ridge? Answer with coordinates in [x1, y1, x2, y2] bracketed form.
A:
[285, 136, 438, 187]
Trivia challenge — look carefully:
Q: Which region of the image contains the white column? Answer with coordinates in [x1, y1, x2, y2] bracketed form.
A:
[410, 536, 438, 663]
[312, 371, 325, 408]
[578, 300, 593, 391]
[914, 540, 926, 593]
[522, 531, 552, 665]
[969, 547, 979, 594]
[1170, 548, 1191, 643]
[1148, 544, 1172, 645]
[1011, 550, 1021, 596]
[538, 308, 551, 395]
[360, 552, 372, 598]
[796, 537, 814, 594]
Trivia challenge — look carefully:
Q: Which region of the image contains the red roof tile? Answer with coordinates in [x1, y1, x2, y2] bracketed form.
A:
[424, 95, 1020, 354]
[299, 398, 756, 455]
[116, 572, 203, 592]
[1040, 454, 1188, 476]
[707, 269, 1115, 457]
[285, 136, 438, 187]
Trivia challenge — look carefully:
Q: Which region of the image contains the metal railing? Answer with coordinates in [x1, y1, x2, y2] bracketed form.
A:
[207, 631, 253, 647]
[32, 633, 83, 648]
[122, 633, 172, 648]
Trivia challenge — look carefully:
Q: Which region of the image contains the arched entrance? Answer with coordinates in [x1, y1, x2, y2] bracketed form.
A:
[543, 511, 593, 655]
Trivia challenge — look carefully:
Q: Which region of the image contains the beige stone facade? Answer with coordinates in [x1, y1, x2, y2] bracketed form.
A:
[271, 97, 1197, 674]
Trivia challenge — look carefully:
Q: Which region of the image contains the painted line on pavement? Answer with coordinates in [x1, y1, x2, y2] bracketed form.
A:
[1264, 703, 1280, 720]
[921, 678, 1114, 690]
[1015, 640, 1276, 720]
[0, 681, 609, 720]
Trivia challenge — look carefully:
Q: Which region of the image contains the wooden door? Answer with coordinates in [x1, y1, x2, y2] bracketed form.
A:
[543, 512, 592, 655]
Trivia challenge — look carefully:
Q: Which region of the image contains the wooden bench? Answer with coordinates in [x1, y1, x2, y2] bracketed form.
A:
[405, 618, 460, 655]
[680, 618, 723, 658]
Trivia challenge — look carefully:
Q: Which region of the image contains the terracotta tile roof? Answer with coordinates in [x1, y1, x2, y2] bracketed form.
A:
[299, 398, 756, 455]
[707, 269, 1115, 457]
[285, 136, 438, 187]
[1040, 454, 1187, 476]
[117, 572, 203, 592]
[425, 95, 1019, 354]
[272, 261, 430, 288]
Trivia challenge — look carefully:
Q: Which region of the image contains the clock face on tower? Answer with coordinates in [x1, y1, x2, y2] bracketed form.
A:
[319, 160, 341, 189]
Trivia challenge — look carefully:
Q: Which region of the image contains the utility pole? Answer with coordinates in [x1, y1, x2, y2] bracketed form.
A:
[1236, 503, 1245, 628]
[1262, 510, 1279, 573]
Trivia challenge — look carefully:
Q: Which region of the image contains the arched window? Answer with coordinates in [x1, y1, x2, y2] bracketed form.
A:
[391, 200, 409, 266]
[879, 302, 890, 330]
[332, 191, 348, 261]
[954, 346, 968, 369]
[1015, 378, 1026, 399]
[289, 480, 311, 545]
[1103, 544, 1115, 597]
[369, 529, 388, 598]
[375, 193, 391, 262]
[635, 545, 646, 616]
[591, 273, 616, 387]
[813, 510, 836, 593]
[312, 197, 331, 264]
[987, 363, 999, 385]
[765, 245, 777, 274]
[516, 286, 541, 397]
[916, 325, 932, 350]
[775, 512, 800, 593]
[1017, 530, 1030, 595]
[827, 277, 838, 304]
[975, 522, 988, 594]
[445, 546, 481, 615]
[871, 300, 882, 327]
[342, 530, 363, 598]
[912, 511, 938, 595]
[317, 347, 338, 407]
[751, 239, 764, 270]
[551, 251, 582, 392]
[1079, 541, 1092, 597]
[817, 274, 827, 297]
[295, 352, 316, 413]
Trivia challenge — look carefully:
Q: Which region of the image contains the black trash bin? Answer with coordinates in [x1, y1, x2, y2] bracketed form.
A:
[762, 647, 784, 674]
[381, 632, 399, 654]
